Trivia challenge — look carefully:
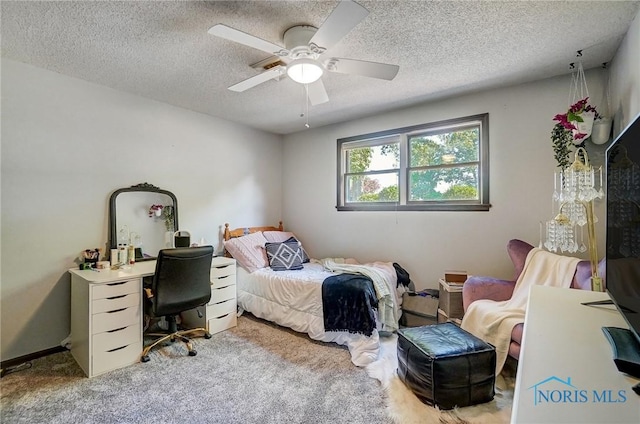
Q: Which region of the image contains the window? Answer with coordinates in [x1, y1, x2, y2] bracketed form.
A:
[337, 114, 490, 211]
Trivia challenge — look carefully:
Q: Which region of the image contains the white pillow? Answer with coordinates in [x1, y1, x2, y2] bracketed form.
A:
[223, 232, 269, 273]
[263, 231, 298, 243]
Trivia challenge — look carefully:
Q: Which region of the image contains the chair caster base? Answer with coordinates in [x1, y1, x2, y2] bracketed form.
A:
[204, 333, 212, 339]
[141, 355, 150, 363]
[188, 350, 197, 357]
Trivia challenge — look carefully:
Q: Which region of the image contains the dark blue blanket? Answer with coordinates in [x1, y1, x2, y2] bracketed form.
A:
[322, 273, 378, 336]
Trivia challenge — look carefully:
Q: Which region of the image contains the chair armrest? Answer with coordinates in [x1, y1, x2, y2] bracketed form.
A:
[462, 276, 516, 312]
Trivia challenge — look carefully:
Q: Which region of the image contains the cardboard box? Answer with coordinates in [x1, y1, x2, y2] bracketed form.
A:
[439, 279, 464, 319]
[444, 270, 468, 284]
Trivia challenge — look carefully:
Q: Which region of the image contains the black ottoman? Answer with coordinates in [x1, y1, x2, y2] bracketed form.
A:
[397, 322, 496, 410]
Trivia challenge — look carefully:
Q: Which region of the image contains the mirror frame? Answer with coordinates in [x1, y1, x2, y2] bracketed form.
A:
[108, 182, 179, 260]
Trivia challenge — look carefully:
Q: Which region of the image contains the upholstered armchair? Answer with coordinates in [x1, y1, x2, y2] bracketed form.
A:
[462, 239, 605, 360]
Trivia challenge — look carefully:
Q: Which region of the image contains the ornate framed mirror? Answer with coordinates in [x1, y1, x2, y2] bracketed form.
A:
[108, 183, 179, 260]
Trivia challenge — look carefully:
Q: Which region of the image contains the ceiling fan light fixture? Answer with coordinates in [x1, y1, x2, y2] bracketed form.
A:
[287, 58, 323, 84]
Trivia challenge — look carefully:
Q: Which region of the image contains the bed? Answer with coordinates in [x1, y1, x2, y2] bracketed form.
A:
[222, 222, 404, 366]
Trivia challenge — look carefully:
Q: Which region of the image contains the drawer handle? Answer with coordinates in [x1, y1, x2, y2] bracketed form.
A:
[107, 326, 127, 333]
[106, 345, 127, 353]
[106, 281, 127, 286]
[214, 284, 233, 290]
[218, 275, 231, 280]
[106, 294, 126, 300]
[213, 313, 230, 319]
[106, 308, 127, 314]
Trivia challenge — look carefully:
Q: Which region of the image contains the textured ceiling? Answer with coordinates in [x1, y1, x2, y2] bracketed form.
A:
[2, 1, 639, 135]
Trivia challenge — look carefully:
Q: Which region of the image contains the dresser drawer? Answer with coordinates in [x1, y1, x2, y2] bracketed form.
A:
[210, 261, 236, 277]
[92, 323, 140, 352]
[92, 279, 139, 300]
[206, 298, 236, 318]
[92, 305, 140, 334]
[93, 292, 140, 314]
[92, 341, 142, 377]
[211, 273, 236, 289]
[207, 312, 237, 335]
[209, 284, 236, 304]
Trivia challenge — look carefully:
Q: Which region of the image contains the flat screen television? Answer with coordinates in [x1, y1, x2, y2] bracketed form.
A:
[604, 112, 640, 379]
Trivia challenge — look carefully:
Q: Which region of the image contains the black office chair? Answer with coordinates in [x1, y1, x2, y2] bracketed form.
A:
[141, 245, 214, 362]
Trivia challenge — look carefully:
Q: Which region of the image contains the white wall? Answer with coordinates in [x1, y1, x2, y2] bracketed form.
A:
[282, 69, 610, 290]
[610, 9, 640, 132]
[1, 59, 283, 361]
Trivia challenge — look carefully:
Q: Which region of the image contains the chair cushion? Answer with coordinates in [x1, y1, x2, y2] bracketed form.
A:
[511, 322, 524, 344]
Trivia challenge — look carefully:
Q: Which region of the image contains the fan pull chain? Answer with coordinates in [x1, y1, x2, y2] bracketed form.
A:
[304, 84, 310, 128]
[298, 84, 311, 129]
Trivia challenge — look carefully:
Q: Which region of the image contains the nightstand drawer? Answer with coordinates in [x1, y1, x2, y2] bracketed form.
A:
[92, 341, 142, 377]
[206, 298, 236, 318]
[207, 312, 237, 335]
[211, 273, 235, 289]
[209, 284, 236, 304]
[92, 323, 140, 352]
[92, 292, 140, 314]
[92, 306, 140, 334]
[92, 279, 139, 300]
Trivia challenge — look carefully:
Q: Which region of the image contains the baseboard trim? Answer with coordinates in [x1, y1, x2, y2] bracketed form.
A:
[1, 346, 67, 370]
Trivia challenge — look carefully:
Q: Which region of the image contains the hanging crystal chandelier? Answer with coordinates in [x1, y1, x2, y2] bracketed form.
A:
[543, 147, 604, 291]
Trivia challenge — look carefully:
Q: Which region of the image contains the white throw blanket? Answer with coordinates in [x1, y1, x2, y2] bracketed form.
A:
[318, 258, 399, 332]
[461, 248, 580, 374]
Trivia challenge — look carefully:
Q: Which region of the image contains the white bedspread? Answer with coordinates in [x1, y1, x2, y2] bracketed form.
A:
[236, 261, 400, 367]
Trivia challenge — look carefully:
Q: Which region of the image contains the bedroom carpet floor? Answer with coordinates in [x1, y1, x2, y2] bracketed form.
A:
[1, 314, 514, 424]
[1, 314, 392, 424]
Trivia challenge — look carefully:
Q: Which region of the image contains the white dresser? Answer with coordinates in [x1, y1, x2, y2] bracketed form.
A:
[182, 256, 237, 334]
[69, 256, 237, 378]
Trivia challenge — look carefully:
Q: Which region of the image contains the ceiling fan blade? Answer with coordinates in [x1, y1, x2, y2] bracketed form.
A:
[309, 1, 369, 52]
[326, 58, 399, 80]
[208, 24, 283, 55]
[228, 66, 285, 92]
[307, 79, 329, 106]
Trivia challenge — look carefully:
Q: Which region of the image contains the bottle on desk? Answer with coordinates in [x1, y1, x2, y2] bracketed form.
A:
[128, 245, 135, 265]
[118, 245, 128, 267]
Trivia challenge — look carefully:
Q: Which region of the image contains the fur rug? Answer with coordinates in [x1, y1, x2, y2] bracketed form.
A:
[366, 334, 515, 424]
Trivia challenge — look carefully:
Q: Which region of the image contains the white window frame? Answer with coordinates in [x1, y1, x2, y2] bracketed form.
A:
[336, 113, 490, 212]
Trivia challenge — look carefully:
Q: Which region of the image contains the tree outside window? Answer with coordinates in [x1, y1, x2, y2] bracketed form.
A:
[337, 114, 489, 211]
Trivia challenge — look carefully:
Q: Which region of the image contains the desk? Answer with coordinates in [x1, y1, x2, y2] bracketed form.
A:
[512, 286, 640, 423]
[69, 257, 236, 378]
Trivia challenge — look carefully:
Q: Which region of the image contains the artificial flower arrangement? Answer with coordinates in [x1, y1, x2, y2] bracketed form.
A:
[148, 204, 164, 217]
[148, 204, 175, 231]
[551, 97, 599, 169]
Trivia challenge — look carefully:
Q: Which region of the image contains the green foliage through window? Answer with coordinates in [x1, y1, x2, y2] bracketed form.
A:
[337, 114, 490, 211]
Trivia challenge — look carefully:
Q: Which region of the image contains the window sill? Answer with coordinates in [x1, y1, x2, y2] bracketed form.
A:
[336, 203, 492, 212]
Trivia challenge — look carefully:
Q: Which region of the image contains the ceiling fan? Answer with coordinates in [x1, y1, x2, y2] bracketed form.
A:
[208, 0, 399, 106]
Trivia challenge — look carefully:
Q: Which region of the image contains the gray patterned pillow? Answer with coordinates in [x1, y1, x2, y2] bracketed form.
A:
[284, 236, 310, 263]
[265, 240, 304, 271]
